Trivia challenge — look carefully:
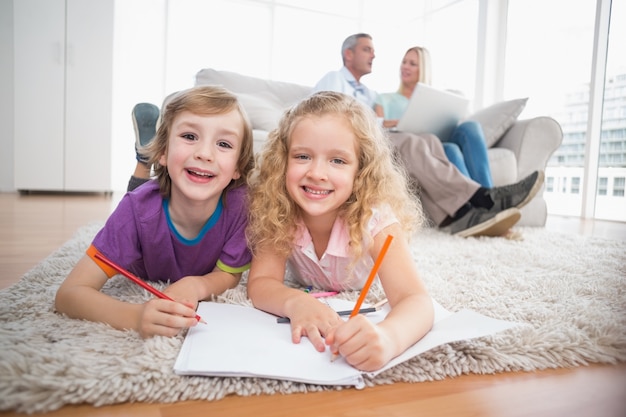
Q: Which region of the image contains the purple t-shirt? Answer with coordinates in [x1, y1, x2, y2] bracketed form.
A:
[91, 181, 251, 282]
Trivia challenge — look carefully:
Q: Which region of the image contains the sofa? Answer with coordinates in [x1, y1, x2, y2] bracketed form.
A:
[195, 68, 563, 227]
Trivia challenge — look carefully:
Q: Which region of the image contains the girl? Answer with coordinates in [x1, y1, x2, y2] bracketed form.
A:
[246, 91, 434, 372]
[375, 46, 494, 188]
[55, 86, 255, 338]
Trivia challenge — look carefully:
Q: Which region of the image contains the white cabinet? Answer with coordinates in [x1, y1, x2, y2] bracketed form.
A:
[14, 0, 113, 192]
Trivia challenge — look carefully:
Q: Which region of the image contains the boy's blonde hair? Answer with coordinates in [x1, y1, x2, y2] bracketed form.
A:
[247, 91, 424, 262]
[143, 85, 254, 197]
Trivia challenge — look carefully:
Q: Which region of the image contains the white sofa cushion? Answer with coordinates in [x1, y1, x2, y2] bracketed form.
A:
[196, 68, 312, 132]
[236, 93, 284, 131]
[468, 98, 528, 147]
[196, 68, 311, 101]
[251, 129, 269, 154]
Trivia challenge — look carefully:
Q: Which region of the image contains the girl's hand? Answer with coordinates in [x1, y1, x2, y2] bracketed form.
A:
[136, 297, 199, 338]
[325, 314, 395, 372]
[287, 298, 343, 352]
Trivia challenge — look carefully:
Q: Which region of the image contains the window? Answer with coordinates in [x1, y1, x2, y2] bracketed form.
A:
[613, 177, 625, 197]
[546, 176, 554, 192]
[600, 0, 626, 209]
[598, 177, 608, 195]
[505, 0, 595, 218]
[363, 0, 479, 95]
[506, 0, 626, 221]
[571, 177, 580, 194]
[165, 1, 274, 92]
[505, 0, 595, 118]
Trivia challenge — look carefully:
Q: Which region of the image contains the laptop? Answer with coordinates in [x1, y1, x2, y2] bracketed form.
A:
[395, 83, 470, 141]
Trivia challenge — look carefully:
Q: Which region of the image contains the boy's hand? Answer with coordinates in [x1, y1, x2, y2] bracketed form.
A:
[136, 298, 199, 338]
[163, 278, 201, 311]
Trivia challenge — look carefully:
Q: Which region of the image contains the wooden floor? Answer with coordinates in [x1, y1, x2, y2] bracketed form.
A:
[1, 191, 625, 417]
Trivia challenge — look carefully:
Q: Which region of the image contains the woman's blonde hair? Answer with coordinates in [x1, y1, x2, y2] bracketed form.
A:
[399, 46, 432, 92]
[247, 91, 424, 262]
[143, 85, 254, 197]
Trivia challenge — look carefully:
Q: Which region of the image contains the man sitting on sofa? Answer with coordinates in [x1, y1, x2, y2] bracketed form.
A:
[313, 33, 543, 238]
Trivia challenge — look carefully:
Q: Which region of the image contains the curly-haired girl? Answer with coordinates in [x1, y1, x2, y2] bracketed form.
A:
[247, 91, 434, 371]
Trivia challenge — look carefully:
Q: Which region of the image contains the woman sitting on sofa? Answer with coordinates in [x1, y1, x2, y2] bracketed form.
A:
[375, 46, 493, 188]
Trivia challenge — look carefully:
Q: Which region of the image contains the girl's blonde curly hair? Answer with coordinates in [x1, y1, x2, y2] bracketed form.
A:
[247, 91, 424, 263]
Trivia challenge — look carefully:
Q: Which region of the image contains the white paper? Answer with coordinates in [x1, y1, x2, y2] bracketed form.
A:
[174, 299, 520, 387]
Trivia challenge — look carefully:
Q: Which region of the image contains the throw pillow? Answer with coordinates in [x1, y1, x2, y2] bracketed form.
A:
[467, 98, 528, 147]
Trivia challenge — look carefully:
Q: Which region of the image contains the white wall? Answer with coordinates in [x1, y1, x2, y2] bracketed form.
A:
[2, 0, 489, 192]
[111, 0, 167, 192]
[161, 1, 424, 94]
[0, 0, 14, 192]
[161, 0, 480, 98]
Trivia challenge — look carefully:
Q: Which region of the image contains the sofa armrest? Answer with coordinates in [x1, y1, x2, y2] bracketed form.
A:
[494, 116, 563, 178]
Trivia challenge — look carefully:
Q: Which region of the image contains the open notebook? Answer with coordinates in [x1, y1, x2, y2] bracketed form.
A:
[395, 83, 470, 141]
[173, 299, 520, 388]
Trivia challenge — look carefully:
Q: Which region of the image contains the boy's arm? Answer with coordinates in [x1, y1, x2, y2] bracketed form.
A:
[55, 254, 199, 337]
[164, 267, 242, 305]
[55, 254, 143, 329]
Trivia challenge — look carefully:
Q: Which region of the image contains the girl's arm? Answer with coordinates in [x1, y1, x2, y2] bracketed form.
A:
[247, 248, 342, 351]
[326, 223, 434, 371]
[55, 254, 200, 338]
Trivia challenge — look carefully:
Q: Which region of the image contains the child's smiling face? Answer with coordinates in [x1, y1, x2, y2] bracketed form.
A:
[159, 109, 243, 205]
[286, 114, 359, 225]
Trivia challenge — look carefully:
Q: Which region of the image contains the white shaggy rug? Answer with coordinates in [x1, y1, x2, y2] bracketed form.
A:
[1, 223, 625, 413]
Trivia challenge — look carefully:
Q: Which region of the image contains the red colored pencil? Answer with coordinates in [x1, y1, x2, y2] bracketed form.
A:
[94, 252, 206, 324]
[331, 234, 394, 362]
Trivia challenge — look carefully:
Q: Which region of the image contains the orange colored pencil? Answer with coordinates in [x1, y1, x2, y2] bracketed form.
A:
[331, 234, 394, 362]
[94, 252, 206, 324]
